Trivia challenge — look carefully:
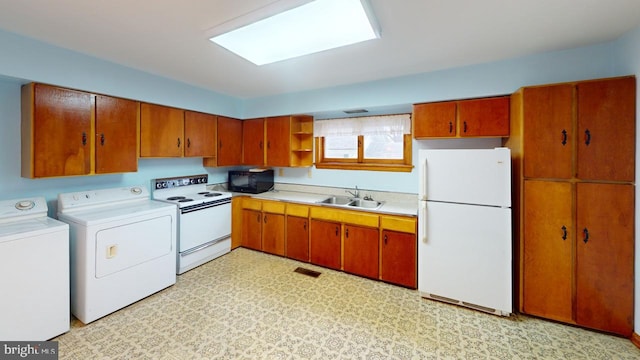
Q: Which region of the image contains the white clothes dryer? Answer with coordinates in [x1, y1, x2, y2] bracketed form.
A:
[57, 185, 177, 324]
[0, 197, 69, 340]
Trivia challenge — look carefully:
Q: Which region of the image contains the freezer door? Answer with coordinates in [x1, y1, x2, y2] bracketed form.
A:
[419, 148, 511, 207]
[418, 201, 512, 314]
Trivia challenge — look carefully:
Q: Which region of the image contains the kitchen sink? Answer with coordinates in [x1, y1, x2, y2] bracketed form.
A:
[347, 198, 383, 209]
[317, 195, 353, 205]
[316, 196, 384, 210]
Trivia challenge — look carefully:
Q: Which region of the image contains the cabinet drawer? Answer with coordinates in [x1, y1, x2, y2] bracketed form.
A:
[286, 203, 309, 217]
[310, 206, 378, 228]
[380, 215, 416, 234]
[262, 200, 285, 214]
[243, 198, 262, 211]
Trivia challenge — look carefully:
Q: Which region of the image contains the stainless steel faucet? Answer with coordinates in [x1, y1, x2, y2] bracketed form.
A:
[346, 185, 360, 198]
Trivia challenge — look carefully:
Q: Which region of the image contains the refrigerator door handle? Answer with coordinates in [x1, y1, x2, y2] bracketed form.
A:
[419, 201, 428, 243]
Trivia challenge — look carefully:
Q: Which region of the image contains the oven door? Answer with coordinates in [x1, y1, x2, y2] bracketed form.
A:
[179, 202, 231, 252]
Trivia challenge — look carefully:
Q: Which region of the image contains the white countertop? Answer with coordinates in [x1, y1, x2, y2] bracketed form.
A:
[243, 190, 418, 217]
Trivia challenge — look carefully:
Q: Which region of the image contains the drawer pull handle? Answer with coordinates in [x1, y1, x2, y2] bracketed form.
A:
[448, 121, 453, 134]
[82, 132, 87, 146]
[583, 228, 589, 244]
[561, 225, 567, 240]
[561, 129, 567, 146]
[100, 133, 105, 146]
[584, 129, 591, 146]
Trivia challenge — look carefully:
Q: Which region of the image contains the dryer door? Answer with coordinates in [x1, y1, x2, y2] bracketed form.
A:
[95, 215, 173, 278]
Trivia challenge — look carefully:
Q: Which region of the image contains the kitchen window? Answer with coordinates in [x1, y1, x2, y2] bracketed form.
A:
[314, 114, 413, 172]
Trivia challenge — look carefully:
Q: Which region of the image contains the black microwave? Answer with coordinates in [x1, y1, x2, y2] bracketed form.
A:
[228, 169, 274, 194]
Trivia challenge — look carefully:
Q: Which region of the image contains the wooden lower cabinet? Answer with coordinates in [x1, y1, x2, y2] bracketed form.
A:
[381, 230, 417, 288]
[309, 219, 341, 270]
[242, 209, 262, 251]
[523, 180, 573, 323]
[343, 225, 379, 279]
[575, 182, 634, 336]
[286, 216, 309, 262]
[262, 212, 285, 256]
[522, 180, 634, 336]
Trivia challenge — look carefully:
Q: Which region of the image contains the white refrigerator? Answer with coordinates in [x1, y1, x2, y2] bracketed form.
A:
[418, 148, 512, 316]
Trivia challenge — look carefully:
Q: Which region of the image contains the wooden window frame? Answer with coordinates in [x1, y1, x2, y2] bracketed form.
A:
[314, 134, 413, 172]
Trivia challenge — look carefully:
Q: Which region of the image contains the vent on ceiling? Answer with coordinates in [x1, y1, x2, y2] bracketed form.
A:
[343, 109, 369, 114]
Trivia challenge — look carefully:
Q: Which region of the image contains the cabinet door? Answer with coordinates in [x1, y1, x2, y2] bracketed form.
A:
[242, 209, 262, 251]
[343, 225, 379, 279]
[309, 219, 341, 270]
[522, 85, 573, 179]
[217, 116, 243, 166]
[577, 77, 635, 182]
[286, 216, 309, 262]
[33, 84, 92, 177]
[522, 180, 573, 323]
[458, 96, 510, 137]
[266, 116, 291, 166]
[184, 111, 216, 157]
[140, 103, 184, 157]
[381, 230, 416, 288]
[576, 183, 634, 336]
[242, 118, 265, 165]
[95, 95, 139, 174]
[413, 102, 457, 138]
[262, 212, 285, 256]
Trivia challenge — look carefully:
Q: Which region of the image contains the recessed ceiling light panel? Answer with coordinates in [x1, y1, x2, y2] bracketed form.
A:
[209, 0, 380, 65]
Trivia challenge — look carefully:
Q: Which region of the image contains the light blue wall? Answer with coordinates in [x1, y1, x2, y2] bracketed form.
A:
[0, 26, 637, 207]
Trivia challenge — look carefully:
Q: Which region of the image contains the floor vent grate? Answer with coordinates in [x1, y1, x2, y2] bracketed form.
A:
[294, 267, 321, 278]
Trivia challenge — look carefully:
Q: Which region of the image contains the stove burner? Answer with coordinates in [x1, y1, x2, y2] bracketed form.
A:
[167, 196, 186, 201]
[205, 192, 223, 197]
[178, 199, 194, 203]
[197, 192, 209, 195]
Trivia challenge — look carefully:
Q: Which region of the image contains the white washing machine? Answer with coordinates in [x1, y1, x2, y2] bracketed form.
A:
[57, 185, 177, 324]
[0, 197, 69, 340]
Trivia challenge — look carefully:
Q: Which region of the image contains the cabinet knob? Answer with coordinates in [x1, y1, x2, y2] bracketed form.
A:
[561, 129, 567, 146]
[335, 226, 339, 236]
[303, 221, 307, 231]
[463, 121, 468, 133]
[345, 228, 349, 238]
[384, 234, 388, 244]
[82, 132, 87, 146]
[584, 129, 591, 146]
[187, 138, 191, 148]
[177, 138, 181, 148]
[100, 133, 105, 146]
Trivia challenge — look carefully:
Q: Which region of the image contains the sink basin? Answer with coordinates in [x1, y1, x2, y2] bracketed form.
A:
[317, 196, 353, 205]
[348, 198, 383, 209]
[317, 196, 383, 210]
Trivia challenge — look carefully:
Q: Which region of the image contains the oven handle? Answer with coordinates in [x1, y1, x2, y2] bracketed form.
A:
[180, 235, 230, 257]
[180, 199, 231, 214]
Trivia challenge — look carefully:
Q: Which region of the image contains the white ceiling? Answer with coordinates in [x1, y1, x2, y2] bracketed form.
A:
[1, 0, 639, 99]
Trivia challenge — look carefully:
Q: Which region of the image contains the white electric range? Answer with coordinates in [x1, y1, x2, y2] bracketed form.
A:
[152, 174, 232, 274]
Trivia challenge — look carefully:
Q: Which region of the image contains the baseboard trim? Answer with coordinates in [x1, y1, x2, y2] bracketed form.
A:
[632, 332, 640, 349]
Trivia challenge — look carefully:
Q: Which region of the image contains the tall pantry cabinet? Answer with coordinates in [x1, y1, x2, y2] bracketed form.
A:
[506, 76, 636, 337]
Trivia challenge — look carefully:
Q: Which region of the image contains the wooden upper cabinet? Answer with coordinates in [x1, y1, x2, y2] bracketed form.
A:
[184, 111, 216, 158]
[216, 116, 243, 166]
[95, 95, 139, 174]
[458, 96, 510, 137]
[576, 77, 636, 182]
[22, 83, 92, 178]
[266, 116, 291, 166]
[413, 96, 509, 138]
[242, 118, 265, 166]
[522, 84, 574, 179]
[413, 101, 456, 138]
[140, 103, 184, 157]
[522, 180, 573, 323]
[575, 182, 634, 336]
